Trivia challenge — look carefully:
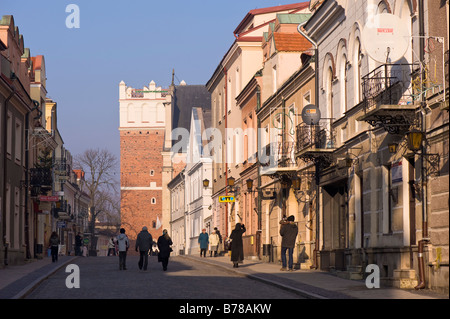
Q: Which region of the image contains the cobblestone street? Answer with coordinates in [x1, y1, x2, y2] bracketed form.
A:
[25, 255, 304, 299]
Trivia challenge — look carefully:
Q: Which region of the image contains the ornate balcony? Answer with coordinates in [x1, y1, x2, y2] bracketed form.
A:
[29, 167, 53, 196]
[30, 168, 52, 187]
[295, 122, 335, 170]
[357, 63, 420, 134]
[259, 141, 298, 180]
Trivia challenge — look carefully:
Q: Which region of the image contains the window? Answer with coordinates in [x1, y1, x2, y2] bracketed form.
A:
[353, 38, 362, 104]
[303, 91, 311, 106]
[15, 119, 22, 163]
[235, 67, 239, 97]
[377, 1, 389, 14]
[127, 104, 135, 123]
[326, 67, 333, 120]
[142, 103, 150, 123]
[6, 111, 12, 156]
[14, 187, 20, 249]
[150, 170, 154, 176]
[227, 78, 232, 113]
[151, 197, 156, 204]
[272, 65, 277, 94]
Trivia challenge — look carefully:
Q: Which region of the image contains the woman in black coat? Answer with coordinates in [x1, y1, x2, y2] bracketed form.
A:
[229, 223, 246, 268]
[157, 229, 173, 271]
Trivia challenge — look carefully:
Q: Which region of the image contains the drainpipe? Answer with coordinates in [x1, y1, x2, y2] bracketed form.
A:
[224, 66, 229, 238]
[297, 22, 320, 270]
[25, 100, 41, 260]
[415, 108, 430, 290]
[415, 0, 430, 290]
[257, 89, 262, 260]
[3, 87, 15, 266]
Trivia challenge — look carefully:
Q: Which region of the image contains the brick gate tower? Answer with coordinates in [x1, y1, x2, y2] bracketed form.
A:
[118, 80, 171, 243]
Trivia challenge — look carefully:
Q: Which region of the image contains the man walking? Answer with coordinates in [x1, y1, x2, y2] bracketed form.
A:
[198, 228, 209, 257]
[280, 215, 298, 271]
[75, 232, 82, 256]
[136, 226, 153, 270]
[116, 228, 129, 270]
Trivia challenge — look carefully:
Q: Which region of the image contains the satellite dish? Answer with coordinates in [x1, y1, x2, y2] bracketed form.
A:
[362, 13, 410, 63]
[301, 104, 321, 125]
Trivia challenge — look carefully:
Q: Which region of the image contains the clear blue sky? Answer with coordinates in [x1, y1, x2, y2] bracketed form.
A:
[1, 0, 305, 166]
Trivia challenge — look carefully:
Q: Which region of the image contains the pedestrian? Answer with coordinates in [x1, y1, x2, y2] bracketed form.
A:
[214, 227, 223, 255]
[280, 215, 298, 271]
[82, 244, 88, 257]
[49, 232, 60, 262]
[75, 232, 82, 256]
[107, 237, 116, 256]
[135, 226, 153, 271]
[198, 228, 209, 257]
[229, 223, 246, 268]
[151, 241, 159, 256]
[116, 228, 129, 270]
[157, 229, 173, 271]
[209, 229, 220, 257]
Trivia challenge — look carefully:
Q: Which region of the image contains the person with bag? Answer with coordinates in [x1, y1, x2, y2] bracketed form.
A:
[107, 237, 116, 256]
[229, 223, 246, 268]
[280, 215, 298, 271]
[74, 233, 83, 256]
[214, 227, 223, 255]
[135, 226, 153, 271]
[209, 229, 220, 257]
[49, 232, 60, 262]
[157, 229, 173, 271]
[116, 228, 129, 270]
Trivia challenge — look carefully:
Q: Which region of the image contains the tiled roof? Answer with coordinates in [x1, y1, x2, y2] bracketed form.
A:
[234, 2, 309, 35]
[273, 32, 312, 52]
[31, 55, 43, 70]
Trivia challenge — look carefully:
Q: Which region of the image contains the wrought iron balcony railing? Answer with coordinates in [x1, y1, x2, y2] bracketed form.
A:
[30, 168, 52, 187]
[296, 123, 335, 153]
[361, 63, 419, 113]
[295, 123, 336, 170]
[54, 159, 70, 176]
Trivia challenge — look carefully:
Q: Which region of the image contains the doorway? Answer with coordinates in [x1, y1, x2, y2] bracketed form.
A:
[321, 180, 348, 270]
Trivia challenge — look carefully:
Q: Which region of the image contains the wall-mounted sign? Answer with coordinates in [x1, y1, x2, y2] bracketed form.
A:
[391, 161, 402, 183]
[39, 195, 59, 202]
[219, 196, 235, 203]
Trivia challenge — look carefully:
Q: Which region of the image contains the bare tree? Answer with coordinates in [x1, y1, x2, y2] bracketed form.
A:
[74, 148, 119, 253]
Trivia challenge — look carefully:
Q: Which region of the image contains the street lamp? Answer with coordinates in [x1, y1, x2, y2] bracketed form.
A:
[291, 177, 301, 190]
[227, 177, 235, 187]
[388, 143, 398, 154]
[246, 178, 253, 192]
[406, 129, 424, 152]
[203, 178, 210, 188]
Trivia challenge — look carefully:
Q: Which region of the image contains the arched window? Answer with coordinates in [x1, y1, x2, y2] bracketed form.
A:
[336, 40, 348, 117]
[377, 1, 389, 14]
[353, 37, 362, 104]
[127, 103, 135, 123]
[326, 67, 333, 120]
[322, 53, 335, 121]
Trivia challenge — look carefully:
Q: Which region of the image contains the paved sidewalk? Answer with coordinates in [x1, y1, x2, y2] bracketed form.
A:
[181, 254, 448, 299]
[0, 254, 447, 299]
[0, 255, 77, 299]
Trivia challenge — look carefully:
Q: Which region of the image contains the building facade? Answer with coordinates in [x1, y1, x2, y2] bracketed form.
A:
[300, 0, 448, 292]
[1, 15, 90, 266]
[119, 80, 168, 243]
[206, 2, 311, 242]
